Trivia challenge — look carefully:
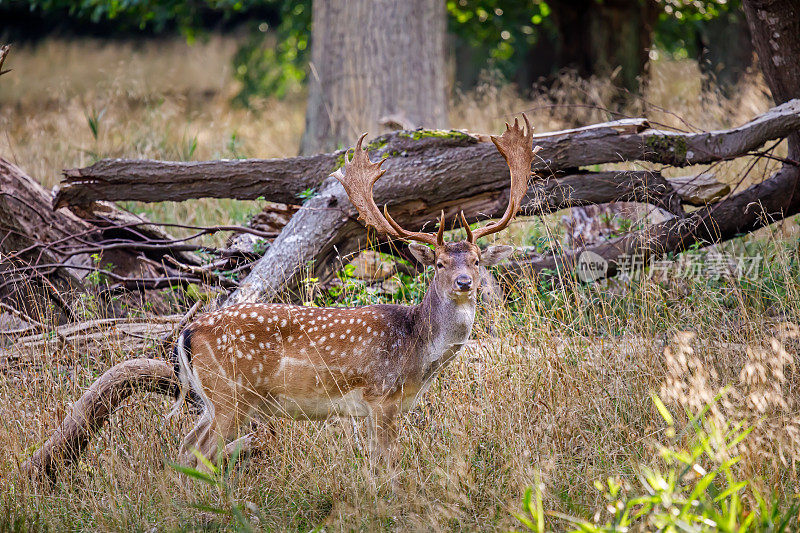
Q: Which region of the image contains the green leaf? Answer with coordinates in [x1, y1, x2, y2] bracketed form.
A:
[168, 462, 216, 485]
[192, 448, 220, 475]
[714, 481, 748, 503]
[190, 503, 233, 516]
[650, 392, 674, 426]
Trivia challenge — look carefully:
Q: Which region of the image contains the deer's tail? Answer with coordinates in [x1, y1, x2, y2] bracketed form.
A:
[167, 328, 206, 418]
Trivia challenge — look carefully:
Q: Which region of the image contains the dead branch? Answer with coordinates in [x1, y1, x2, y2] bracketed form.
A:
[54, 105, 799, 208]
[0, 44, 10, 77]
[226, 100, 800, 303]
[21, 359, 178, 481]
[506, 162, 800, 281]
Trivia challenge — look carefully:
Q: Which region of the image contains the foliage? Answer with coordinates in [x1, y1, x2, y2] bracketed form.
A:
[11, 0, 747, 103]
[21, 0, 260, 41]
[515, 395, 799, 532]
[170, 445, 264, 531]
[654, 0, 743, 59]
[446, 0, 556, 83]
[309, 252, 429, 308]
[231, 0, 310, 104]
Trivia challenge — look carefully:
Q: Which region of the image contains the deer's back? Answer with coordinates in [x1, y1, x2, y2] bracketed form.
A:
[185, 303, 422, 419]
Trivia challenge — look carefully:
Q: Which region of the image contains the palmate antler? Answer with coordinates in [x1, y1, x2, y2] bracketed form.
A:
[333, 133, 444, 246]
[471, 114, 541, 241]
[334, 114, 540, 246]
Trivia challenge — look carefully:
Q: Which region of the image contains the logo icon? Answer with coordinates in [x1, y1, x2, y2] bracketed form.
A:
[577, 251, 608, 282]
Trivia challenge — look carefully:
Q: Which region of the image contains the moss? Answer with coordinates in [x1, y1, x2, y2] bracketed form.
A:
[331, 138, 393, 172]
[645, 135, 688, 161]
[331, 152, 348, 172]
[331, 130, 466, 173]
[365, 137, 388, 151]
[399, 129, 474, 142]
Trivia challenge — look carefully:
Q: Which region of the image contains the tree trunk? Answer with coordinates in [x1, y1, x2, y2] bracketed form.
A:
[549, 0, 659, 94]
[742, 0, 800, 159]
[299, 0, 448, 155]
[511, 0, 800, 280]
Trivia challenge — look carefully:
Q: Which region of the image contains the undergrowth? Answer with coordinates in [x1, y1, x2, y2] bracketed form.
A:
[0, 37, 798, 531]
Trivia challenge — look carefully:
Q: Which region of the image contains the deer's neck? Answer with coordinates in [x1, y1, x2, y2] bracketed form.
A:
[412, 282, 476, 376]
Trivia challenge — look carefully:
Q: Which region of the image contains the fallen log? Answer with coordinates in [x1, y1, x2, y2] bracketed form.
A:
[0, 314, 183, 363]
[0, 159, 214, 321]
[21, 358, 178, 480]
[527, 170, 685, 216]
[52, 100, 800, 302]
[55, 119, 647, 206]
[666, 173, 730, 205]
[508, 163, 800, 281]
[222, 169, 705, 260]
[56, 104, 800, 208]
[1, 159, 95, 322]
[508, 0, 800, 285]
[227, 100, 800, 303]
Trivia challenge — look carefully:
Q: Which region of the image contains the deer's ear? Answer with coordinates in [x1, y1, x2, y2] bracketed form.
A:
[480, 245, 514, 266]
[408, 242, 436, 266]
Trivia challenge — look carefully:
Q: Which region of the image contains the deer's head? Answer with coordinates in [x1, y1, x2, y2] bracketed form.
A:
[334, 115, 540, 303]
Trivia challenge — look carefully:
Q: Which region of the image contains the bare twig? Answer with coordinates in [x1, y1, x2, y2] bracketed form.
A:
[163, 256, 237, 289]
[0, 45, 10, 77]
[0, 302, 43, 329]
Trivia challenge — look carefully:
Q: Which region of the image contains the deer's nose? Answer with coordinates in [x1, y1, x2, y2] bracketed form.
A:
[455, 275, 473, 291]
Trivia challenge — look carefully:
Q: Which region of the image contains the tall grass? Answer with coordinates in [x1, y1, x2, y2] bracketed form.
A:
[1, 37, 798, 530]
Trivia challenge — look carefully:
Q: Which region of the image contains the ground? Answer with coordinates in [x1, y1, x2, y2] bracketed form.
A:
[1, 37, 799, 531]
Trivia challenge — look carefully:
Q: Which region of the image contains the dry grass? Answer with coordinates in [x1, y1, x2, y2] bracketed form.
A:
[3, 261, 800, 530]
[1, 37, 799, 530]
[1, 37, 305, 241]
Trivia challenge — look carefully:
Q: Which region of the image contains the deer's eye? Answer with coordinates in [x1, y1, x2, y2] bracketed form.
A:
[436, 262, 444, 269]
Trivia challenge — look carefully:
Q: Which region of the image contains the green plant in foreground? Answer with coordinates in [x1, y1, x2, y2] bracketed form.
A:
[515, 395, 799, 532]
[169, 445, 263, 532]
[85, 107, 105, 141]
[296, 187, 317, 202]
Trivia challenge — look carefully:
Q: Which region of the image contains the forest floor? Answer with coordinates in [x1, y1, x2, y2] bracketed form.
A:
[1, 37, 799, 531]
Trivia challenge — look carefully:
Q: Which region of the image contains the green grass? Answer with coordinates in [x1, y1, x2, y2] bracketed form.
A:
[1, 36, 799, 531]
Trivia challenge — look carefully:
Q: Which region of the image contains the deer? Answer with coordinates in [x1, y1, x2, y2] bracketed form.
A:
[169, 115, 541, 468]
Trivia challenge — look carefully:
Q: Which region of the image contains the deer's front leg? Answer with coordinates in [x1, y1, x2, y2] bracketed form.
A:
[366, 401, 400, 468]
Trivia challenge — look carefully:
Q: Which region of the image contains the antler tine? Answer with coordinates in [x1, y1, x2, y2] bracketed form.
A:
[470, 113, 541, 242]
[459, 210, 473, 242]
[334, 133, 441, 246]
[383, 206, 443, 246]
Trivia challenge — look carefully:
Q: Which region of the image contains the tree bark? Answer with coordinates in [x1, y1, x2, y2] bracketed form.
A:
[509, 0, 800, 281]
[742, 0, 800, 159]
[55, 109, 800, 207]
[509, 163, 800, 279]
[1, 159, 93, 322]
[22, 359, 178, 481]
[52, 102, 800, 301]
[299, 0, 448, 155]
[224, 100, 800, 303]
[54, 156, 335, 208]
[1, 160, 206, 321]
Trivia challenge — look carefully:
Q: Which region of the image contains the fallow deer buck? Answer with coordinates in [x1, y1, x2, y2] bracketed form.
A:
[170, 115, 541, 467]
